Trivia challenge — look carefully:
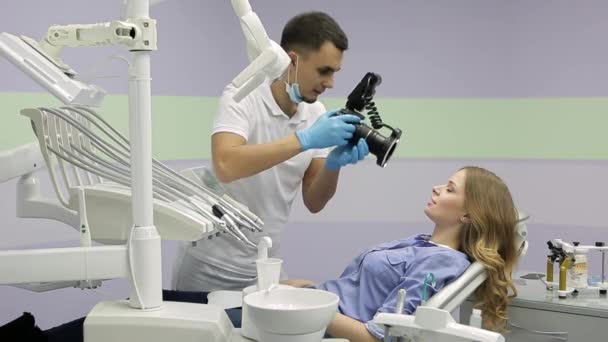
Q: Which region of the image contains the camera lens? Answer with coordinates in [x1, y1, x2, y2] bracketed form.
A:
[351, 124, 401, 167]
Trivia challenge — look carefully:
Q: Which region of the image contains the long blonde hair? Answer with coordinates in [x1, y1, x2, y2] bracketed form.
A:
[459, 166, 519, 332]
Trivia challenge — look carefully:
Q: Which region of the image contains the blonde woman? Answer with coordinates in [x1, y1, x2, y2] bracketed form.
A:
[286, 166, 520, 341]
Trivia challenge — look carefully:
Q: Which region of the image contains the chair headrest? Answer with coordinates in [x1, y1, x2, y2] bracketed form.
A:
[424, 210, 530, 311]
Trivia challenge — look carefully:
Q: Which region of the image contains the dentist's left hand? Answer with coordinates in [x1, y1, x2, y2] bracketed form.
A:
[325, 138, 369, 171]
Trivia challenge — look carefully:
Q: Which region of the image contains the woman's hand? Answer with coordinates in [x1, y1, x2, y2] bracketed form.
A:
[279, 278, 316, 288]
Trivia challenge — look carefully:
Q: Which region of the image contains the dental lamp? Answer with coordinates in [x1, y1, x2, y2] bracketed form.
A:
[337, 72, 403, 167]
[230, 0, 290, 102]
[0, 33, 106, 107]
[0, 0, 165, 108]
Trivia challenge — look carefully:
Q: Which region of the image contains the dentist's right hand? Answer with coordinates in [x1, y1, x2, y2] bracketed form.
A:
[295, 109, 362, 151]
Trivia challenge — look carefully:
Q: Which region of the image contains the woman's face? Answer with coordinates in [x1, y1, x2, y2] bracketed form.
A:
[424, 169, 468, 227]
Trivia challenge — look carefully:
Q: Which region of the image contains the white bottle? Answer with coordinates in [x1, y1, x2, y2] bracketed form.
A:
[569, 248, 589, 289]
[469, 309, 483, 329]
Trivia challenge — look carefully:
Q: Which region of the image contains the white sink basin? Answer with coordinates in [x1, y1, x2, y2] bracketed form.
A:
[244, 287, 339, 341]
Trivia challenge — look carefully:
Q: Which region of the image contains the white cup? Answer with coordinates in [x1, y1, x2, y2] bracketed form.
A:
[256, 257, 283, 291]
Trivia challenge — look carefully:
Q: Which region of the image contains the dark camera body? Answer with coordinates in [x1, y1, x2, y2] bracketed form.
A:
[336, 72, 402, 167]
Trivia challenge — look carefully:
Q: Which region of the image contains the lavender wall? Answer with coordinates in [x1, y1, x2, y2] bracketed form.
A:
[2, 0, 608, 97]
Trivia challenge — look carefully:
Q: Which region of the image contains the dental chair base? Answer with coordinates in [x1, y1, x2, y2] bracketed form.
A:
[84, 300, 240, 342]
[374, 306, 504, 342]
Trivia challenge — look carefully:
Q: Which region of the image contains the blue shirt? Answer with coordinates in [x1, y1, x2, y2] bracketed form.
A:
[313, 234, 470, 339]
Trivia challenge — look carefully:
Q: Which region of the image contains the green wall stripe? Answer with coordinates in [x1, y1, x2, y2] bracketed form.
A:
[1, 92, 607, 160]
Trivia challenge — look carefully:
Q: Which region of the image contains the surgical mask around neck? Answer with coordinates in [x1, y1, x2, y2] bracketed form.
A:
[285, 55, 304, 104]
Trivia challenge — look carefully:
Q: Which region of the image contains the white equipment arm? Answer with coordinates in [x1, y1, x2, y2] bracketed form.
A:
[0, 143, 79, 228]
[0, 142, 44, 183]
[230, 0, 290, 102]
[375, 307, 504, 342]
[425, 262, 488, 313]
[43, 19, 157, 53]
[0, 246, 127, 285]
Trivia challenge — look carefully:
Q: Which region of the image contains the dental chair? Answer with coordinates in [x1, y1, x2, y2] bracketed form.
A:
[374, 211, 530, 342]
[205, 213, 530, 342]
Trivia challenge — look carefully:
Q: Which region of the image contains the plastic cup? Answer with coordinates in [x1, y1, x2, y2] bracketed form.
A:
[256, 258, 283, 291]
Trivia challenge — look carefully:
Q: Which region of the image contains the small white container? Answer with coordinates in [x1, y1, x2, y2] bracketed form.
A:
[569, 249, 589, 289]
[469, 309, 483, 329]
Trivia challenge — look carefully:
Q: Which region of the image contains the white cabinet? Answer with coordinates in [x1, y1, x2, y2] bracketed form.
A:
[460, 278, 608, 342]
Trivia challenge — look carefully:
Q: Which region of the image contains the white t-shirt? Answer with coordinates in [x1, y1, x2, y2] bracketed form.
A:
[172, 80, 328, 291]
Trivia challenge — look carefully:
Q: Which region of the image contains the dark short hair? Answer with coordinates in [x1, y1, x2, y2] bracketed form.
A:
[280, 11, 348, 53]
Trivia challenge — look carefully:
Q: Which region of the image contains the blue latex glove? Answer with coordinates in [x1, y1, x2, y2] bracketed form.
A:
[325, 138, 369, 170]
[295, 109, 362, 151]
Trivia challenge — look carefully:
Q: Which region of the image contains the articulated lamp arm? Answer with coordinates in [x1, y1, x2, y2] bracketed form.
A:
[230, 0, 290, 102]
